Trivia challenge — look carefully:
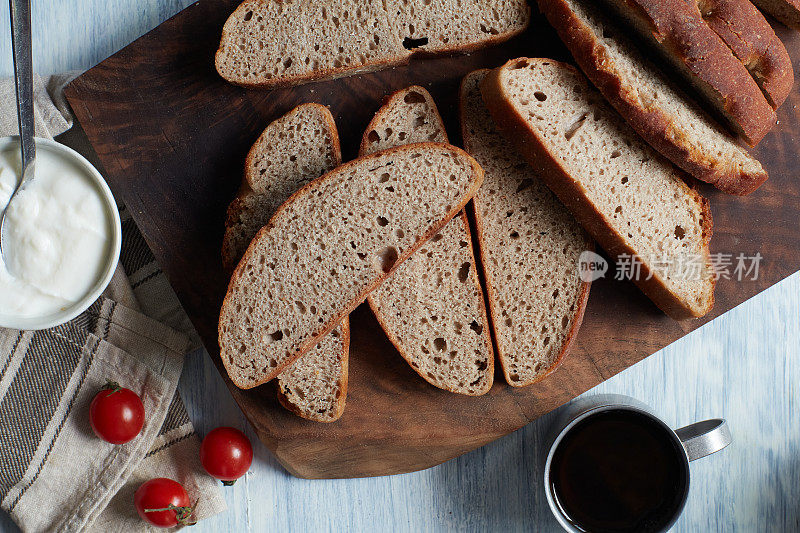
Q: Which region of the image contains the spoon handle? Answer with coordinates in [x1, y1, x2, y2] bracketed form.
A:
[9, 0, 35, 183]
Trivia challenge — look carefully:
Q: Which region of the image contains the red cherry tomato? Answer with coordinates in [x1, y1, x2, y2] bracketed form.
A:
[200, 427, 253, 485]
[134, 478, 195, 528]
[89, 381, 145, 444]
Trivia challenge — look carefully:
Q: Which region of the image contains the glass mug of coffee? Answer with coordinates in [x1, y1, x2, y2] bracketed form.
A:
[543, 394, 731, 533]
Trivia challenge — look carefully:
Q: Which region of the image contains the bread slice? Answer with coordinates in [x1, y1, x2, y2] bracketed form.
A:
[222, 103, 341, 272]
[358, 86, 494, 395]
[689, 0, 793, 108]
[750, 0, 800, 30]
[215, 0, 529, 88]
[538, 0, 768, 195]
[597, 0, 776, 145]
[219, 143, 484, 389]
[461, 71, 592, 386]
[277, 319, 349, 422]
[481, 58, 715, 319]
[220, 104, 347, 421]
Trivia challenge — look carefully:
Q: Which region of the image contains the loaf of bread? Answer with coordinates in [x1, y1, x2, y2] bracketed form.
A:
[461, 70, 592, 386]
[481, 58, 715, 319]
[222, 103, 341, 272]
[215, 0, 529, 88]
[689, 0, 793, 108]
[750, 0, 800, 30]
[359, 86, 494, 395]
[219, 143, 484, 389]
[598, 0, 776, 145]
[538, 0, 768, 195]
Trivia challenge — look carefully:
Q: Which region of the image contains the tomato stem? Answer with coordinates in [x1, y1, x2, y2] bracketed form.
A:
[222, 479, 237, 486]
[144, 500, 199, 526]
[102, 380, 123, 395]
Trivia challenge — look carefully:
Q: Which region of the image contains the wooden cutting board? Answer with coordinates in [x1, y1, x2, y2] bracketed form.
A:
[63, 0, 800, 479]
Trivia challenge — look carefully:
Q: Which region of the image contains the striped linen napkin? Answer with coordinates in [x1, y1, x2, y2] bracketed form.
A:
[0, 75, 226, 532]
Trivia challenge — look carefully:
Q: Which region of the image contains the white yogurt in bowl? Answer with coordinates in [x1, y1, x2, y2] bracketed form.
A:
[0, 137, 121, 330]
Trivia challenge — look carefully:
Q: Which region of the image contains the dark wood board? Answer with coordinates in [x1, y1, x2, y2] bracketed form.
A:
[64, 1, 800, 479]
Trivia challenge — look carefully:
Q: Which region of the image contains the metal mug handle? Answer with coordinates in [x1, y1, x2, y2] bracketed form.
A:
[674, 418, 732, 461]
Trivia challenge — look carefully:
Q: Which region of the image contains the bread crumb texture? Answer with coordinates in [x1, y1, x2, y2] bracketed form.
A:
[215, 0, 529, 86]
[462, 71, 590, 386]
[492, 59, 713, 316]
[219, 143, 482, 389]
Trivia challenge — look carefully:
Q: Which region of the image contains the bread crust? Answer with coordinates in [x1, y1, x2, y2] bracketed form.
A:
[690, 0, 794, 108]
[215, 0, 530, 89]
[602, 0, 776, 145]
[358, 86, 495, 395]
[275, 317, 350, 422]
[459, 70, 593, 387]
[221, 103, 342, 272]
[219, 142, 485, 389]
[480, 60, 715, 320]
[537, 0, 768, 195]
[750, 0, 800, 29]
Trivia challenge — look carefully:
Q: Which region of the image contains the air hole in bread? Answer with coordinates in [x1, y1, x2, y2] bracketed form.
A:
[268, 330, 283, 342]
[402, 36, 429, 49]
[674, 225, 686, 239]
[375, 246, 399, 273]
[414, 116, 427, 127]
[620, 176, 628, 184]
[283, 58, 292, 69]
[565, 112, 589, 141]
[243, 10, 253, 21]
[404, 91, 426, 104]
[385, 186, 395, 192]
[385, 127, 393, 137]
[611, 150, 622, 159]
[395, 229, 405, 239]
[398, 132, 407, 141]
[469, 320, 483, 335]
[295, 301, 306, 314]
[377, 216, 389, 226]
[431, 233, 443, 242]
[367, 130, 380, 143]
[379, 172, 390, 183]
[434, 337, 447, 352]
[310, 305, 317, 315]
[511, 59, 529, 70]
[510, 231, 520, 239]
[458, 262, 471, 283]
[516, 179, 534, 193]
[534, 91, 547, 101]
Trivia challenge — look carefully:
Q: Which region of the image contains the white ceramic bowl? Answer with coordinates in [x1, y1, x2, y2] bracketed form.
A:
[0, 136, 121, 330]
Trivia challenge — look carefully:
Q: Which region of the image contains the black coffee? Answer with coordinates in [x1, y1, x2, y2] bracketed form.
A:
[549, 409, 688, 533]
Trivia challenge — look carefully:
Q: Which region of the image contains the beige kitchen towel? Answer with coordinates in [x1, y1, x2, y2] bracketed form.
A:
[0, 75, 225, 532]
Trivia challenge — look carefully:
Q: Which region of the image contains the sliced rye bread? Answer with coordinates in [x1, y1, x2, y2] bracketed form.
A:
[750, 0, 800, 30]
[221, 103, 347, 421]
[276, 319, 349, 422]
[538, 0, 768, 195]
[480, 58, 715, 319]
[222, 103, 341, 272]
[359, 86, 494, 395]
[215, 0, 529, 88]
[597, 0, 776, 145]
[219, 143, 484, 389]
[460, 71, 592, 387]
[689, 0, 793, 108]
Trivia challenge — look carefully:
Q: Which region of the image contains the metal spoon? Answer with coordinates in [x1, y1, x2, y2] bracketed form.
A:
[0, 0, 36, 275]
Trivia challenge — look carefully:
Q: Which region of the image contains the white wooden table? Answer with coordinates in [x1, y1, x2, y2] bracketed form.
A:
[1, 2, 798, 531]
